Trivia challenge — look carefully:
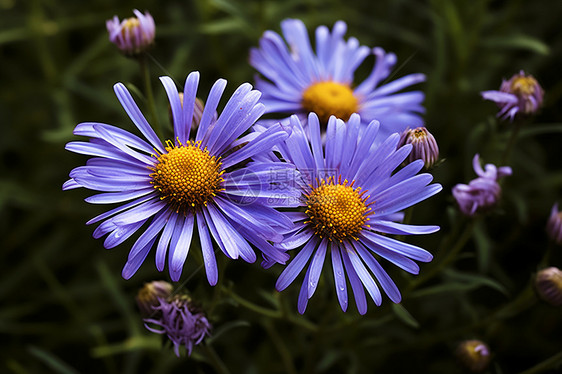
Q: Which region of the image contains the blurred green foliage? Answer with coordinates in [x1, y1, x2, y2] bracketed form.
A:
[1, 0, 561, 373]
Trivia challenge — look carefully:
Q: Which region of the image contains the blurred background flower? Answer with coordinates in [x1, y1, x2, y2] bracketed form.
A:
[250, 18, 426, 139]
[106, 9, 155, 56]
[481, 70, 544, 121]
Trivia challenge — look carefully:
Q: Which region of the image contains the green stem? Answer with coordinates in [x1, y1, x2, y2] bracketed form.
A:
[224, 288, 317, 331]
[224, 288, 280, 319]
[138, 53, 162, 137]
[262, 320, 298, 374]
[202, 345, 231, 374]
[501, 118, 524, 165]
[408, 219, 475, 291]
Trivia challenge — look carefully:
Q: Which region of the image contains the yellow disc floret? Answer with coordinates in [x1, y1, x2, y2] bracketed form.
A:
[510, 75, 538, 96]
[301, 81, 359, 124]
[305, 176, 372, 241]
[150, 140, 224, 213]
[123, 17, 141, 31]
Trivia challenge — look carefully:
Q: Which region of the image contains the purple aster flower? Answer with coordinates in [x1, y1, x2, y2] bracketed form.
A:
[63, 72, 298, 284]
[273, 113, 442, 314]
[144, 294, 211, 357]
[250, 19, 426, 138]
[397, 126, 439, 169]
[452, 155, 512, 217]
[481, 70, 544, 121]
[106, 9, 155, 56]
[547, 203, 562, 245]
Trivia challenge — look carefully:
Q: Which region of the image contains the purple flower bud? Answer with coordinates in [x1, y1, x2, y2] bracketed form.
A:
[144, 294, 211, 357]
[106, 10, 155, 56]
[481, 70, 544, 121]
[452, 154, 512, 216]
[547, 203, 562, 245]
[535, 267, 562, 306]
[398, 126, 440, 169]
[136, 281, 173, 319]
[456, 339, 491, 372]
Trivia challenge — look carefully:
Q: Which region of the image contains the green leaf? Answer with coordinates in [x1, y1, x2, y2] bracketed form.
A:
[519, 124, 562, 138]
[28, 346, 80, 374]
[391, 303, 420, 329]
[482, 34, 550, 55]
[444, 269, 509, 296]
[206, 320, 250, 344]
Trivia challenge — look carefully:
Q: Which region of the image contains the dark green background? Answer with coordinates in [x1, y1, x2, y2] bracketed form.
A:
[1, 0, 561, 373]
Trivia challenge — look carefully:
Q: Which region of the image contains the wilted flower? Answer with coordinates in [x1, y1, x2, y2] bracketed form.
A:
[397, 126, 439, 169]
[547, 203, 562, 245]
[452, 155, 512, 217]
[106, 10, 155, 56]
[273, 113, 441, 314]
[250, 19, 426, 138]
[535, 267, 562, 306]
[136, 280, 173, 318]
[64, 72, 297, 284]
[456, 339, 491, 372]
[144, 294, 211, 357]
[481, 70, 544, 121]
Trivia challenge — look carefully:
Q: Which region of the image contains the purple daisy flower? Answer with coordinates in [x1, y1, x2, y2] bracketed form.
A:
[273, 113, 442, 314]
[106, 9, 155, 56]
[63, 72, 298, 284]
[250, 19, 426, 139]
[481, 70, 544, 121]
[452, 155, 512, 217]
[144, 295, 211, 357]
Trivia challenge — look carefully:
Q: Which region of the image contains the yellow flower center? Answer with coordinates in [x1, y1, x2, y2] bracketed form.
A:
[510, 76, 538, 96]
[123, 17, 140, 32]
[150, 140, 224, 213]
[305, 177, 372, 241]
[301, 81, 359, 124]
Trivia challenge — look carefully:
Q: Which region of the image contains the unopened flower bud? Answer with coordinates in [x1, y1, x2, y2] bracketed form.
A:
[144, 294, 211, 357]
[398, 126, 439, 169]
[456, 339, 491, 372]
[481, 70, 544, 121]
[535, 267, 562, 306]
[547, 203, 562, 245]
[106, 10, 155, 56]
[136, 281, 173, 318]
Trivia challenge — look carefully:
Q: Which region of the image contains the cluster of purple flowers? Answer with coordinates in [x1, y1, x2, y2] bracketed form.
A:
[65, 10, 549, 357]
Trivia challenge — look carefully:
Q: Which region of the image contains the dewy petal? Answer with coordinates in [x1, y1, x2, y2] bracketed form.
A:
[331, 244, 348, 311]
[156, 211, 179, 272]
[345, 241, 382, 306]
[276, 238, 318, 291]
[169, 214, 195, 281]
[362, 230, 433, 262]
[122, 237, 157, 279]
[355, 241, 401, 303]
[307, 238, 328, 298]
[341, 248, 367, 315]
[196, 210, 218, 286]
